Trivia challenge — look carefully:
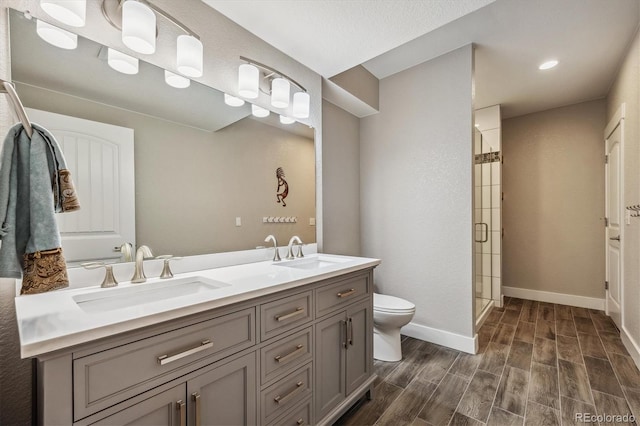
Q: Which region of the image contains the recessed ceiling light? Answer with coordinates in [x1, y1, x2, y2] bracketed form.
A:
[539, 60, 559, 70]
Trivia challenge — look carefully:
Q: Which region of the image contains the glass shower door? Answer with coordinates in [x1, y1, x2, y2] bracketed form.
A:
[474, 129, 492, 317]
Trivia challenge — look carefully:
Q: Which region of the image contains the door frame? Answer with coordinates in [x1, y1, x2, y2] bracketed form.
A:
[604, 103, 625, 326]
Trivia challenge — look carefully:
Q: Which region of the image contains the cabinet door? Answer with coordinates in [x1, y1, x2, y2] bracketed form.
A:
[346, 299, 373, 395]
[90, 384, 185, 426]
[314, 311, 347, 420]
[187, 352, 256, 426]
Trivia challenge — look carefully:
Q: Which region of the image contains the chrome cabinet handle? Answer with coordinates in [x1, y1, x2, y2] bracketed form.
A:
[348, 317, 354, 346]
[474, 223, 489, 243]
[610, 235, 621, 241]
[275, 307, 304, 322]
[192, 392, 201, 426]
[274, 381, 304, 405]
[176, 400, 186, 426]
[275, 344, 304, 364]
[337, 288, 355, 298]
[157, 340, 213, 365]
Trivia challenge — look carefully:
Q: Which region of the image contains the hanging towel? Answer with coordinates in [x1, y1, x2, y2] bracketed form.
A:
[0, 123, 80, 294]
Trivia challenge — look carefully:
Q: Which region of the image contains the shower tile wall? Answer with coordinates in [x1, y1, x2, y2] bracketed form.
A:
[483, 128, 501, 305]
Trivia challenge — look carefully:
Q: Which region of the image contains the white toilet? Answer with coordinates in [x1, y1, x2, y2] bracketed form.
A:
[373, 293, 416, 362]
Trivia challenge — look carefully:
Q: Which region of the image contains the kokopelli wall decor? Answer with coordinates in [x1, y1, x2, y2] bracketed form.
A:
[276, 167, 288, 207]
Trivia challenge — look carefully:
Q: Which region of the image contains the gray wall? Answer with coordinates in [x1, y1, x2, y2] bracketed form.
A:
[17, 83, 316, 256]
[502, 100, 606, 299]
[607, 29, 640, 359]
[360, 45, 475, 340]
[322, 100, 361, 256]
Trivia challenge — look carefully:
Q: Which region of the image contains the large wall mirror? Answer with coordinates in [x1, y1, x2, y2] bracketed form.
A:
[9, 9, 316, 264]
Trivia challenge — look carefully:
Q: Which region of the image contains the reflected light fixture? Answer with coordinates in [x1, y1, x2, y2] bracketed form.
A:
[121, 0, 156, 54]
[107, 48, 139, 74]
[224, 94, 245, 107]
[40, 0, 86, 27]
[102, 0, 204, 78]
[238, 56, 310, 118]
[164, 70, 190, 89]
[279, 115, 295, 125]
[238, 64, 259, 98]
[251, 104, 270, 118]
[36, 19, 77, 49]
[539, 60, 559, 70]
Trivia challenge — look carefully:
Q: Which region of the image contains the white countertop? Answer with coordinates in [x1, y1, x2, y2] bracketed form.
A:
[15, 253, 380, 358]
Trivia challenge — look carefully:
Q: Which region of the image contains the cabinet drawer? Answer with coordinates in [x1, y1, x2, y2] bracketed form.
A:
[267, 396, 312, 426]
[261, 327, 312, 385]
[315, 274, 370, 317]
[73, 308, 255, 420]
[261, 291, 312, 341]
[261, 363, 313, 424]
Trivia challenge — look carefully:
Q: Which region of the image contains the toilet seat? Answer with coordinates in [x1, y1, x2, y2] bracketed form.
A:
[373, 293, 415, 313]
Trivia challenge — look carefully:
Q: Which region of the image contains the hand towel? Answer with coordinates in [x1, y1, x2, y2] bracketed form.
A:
[0, 123, 80, 294]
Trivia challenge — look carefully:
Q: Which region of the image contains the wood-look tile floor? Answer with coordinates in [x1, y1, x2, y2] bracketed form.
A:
[335, 297, 640, 426]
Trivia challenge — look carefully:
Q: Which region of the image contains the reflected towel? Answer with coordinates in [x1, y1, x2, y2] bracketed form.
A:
[0, 123, 80, 294]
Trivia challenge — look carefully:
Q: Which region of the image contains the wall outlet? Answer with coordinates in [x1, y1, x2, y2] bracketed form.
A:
[309, 218, 316, 226]
[235, 217, 242, 227]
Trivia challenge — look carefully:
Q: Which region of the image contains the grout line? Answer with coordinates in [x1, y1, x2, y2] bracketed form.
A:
[553, 303, 564, 426]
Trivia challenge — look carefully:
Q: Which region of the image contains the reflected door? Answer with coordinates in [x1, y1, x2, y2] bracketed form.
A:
[605, 119, 623, 329]
[26, 108, 135, 263]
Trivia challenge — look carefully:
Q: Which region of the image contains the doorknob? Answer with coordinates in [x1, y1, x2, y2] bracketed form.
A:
[610, 235, 621, 241]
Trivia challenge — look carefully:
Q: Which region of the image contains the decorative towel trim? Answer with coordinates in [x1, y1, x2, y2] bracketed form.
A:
[57, 169, 80, 212]
[21, 247, 69, 295]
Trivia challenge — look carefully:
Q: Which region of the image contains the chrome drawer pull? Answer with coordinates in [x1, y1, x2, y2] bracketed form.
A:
[157, 340, 213, 365]
[337, 288, 355, 298]
[296, 419, 305, 425]
[274, 381, 304, 405]
[176, 400, 186, 426]
[275, 307, 304, 322]
[275, 344, 304, 364]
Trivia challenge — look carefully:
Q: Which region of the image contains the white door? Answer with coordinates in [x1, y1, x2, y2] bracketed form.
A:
[26, 108, 135, 263]
[605, 106, 624, 329]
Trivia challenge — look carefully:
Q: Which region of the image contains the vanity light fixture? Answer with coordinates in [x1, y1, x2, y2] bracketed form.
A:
[238, 56, 310, 118]
[40, 0, 86, 27]
[224, 94, 245, 107]
[251, 104, 270, 118]
[102, 0, 203, 76]
[164, 70, 190, 89]
[107, 48, 139, 74]
[36, 19, 78, 49]
[539, 59, 559, 70]
[279, 115, 295, 124]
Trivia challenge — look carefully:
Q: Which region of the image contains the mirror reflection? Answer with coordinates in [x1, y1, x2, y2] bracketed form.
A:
[9, 10, 316, 264]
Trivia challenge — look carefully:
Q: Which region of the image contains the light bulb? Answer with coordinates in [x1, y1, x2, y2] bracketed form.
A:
[122, 1, 156, 55]
[224, 94, 245, 107]
[40, 0, 86, 27]
[164, 70, 190, 89]
[251, 104, 270, 118]
[107, 48, 139, 75]
[238, 64, 259, 99]
[292, 92, 310, 118]
[176, 35, 203, 78]
[36, 20, 77, 49]
[271, 78, 290, 108]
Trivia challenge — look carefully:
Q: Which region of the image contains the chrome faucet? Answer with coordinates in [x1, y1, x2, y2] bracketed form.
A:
[286, 236, 303, 260]
[264, 234, 281, 262]
[131, 245, 153, 283]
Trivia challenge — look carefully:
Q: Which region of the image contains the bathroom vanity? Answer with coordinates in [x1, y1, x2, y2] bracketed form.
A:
[15, 254, 379, 426]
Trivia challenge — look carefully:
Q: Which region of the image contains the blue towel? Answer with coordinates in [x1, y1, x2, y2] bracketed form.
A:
[0, 123, 80, 294]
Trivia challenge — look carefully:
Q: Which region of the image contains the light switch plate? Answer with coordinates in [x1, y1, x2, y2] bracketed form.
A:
[235, 217, 242, 227]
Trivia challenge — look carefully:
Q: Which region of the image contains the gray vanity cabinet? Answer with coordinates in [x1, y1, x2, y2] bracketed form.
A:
[314, 298, 373, 421]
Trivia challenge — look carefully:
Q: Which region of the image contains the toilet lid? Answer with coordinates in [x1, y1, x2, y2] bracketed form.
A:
[373, 293, 415, 312]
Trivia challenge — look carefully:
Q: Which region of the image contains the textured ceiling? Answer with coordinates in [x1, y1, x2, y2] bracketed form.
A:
[202, 0, 495, 77]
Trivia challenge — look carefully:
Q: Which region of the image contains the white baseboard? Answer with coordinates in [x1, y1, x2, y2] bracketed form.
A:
[502, 286, 605, 310]
[401, 322, 477, 354]
[621, 326, 640, 371]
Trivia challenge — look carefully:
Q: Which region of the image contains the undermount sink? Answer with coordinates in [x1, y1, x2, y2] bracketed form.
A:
[73, 277, 230, 313]
[276, 256, 349, 270]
